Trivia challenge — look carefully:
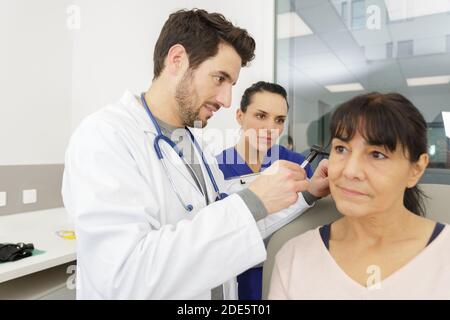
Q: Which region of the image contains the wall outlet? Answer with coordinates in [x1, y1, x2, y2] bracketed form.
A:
[23, 189, 37, 204]
[0, 192, 6, 207]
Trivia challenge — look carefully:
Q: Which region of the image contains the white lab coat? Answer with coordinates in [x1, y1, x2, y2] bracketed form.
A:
[62, 91, 312, 300]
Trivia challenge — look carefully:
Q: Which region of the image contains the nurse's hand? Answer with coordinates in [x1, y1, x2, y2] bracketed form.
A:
[248, 160, 309, 214]
[307, 159, 330, 198]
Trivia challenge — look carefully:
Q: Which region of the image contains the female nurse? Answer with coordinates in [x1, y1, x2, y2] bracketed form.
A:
[216, 81, 315, 300]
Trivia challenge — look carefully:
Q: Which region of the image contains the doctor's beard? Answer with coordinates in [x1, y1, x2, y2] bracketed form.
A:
[174, 69, 206, 128]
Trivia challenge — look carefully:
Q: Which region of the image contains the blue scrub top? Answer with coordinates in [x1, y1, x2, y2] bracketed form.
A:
[216, 144, 313, 180]
[216, 144, 313, 300]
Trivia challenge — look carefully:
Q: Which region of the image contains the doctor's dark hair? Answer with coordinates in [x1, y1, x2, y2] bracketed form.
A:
[240, 81, 289, 112]
[153, 9, 255, 79]
[329, 92, 428, 216]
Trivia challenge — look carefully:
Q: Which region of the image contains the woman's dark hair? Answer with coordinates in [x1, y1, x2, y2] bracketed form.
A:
[240, 81, 289, 112]
[153, 9, 255, 79]
[287, 135, 294, 145]
[329, 92, 428, 216]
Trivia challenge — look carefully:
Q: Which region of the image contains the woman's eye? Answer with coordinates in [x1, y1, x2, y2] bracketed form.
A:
[256, 114, 266, 120]
[371, 151, 387, 159]
[334, 145, 346, 153]
[214, 76, 225, 84]
[276, 118, 285, 124]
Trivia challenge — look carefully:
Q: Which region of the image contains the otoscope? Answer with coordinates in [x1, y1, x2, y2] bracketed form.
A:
[299, 144, 329, 169]
[230, 144, 329, 181]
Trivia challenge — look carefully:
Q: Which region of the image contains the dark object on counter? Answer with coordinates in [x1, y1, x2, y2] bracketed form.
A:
[0, 243, 35, 262]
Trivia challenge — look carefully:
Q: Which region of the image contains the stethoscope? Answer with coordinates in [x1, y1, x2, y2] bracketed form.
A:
[140, 93, 227, 212]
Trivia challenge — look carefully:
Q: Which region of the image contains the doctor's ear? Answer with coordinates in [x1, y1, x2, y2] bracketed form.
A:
[165, 44, 189, 75]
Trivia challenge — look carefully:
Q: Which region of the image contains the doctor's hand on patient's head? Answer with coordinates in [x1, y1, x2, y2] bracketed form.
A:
[248, 160, 308, 214]
[307, 159, 330, 199]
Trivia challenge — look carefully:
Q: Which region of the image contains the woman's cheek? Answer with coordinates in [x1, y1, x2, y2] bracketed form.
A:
[327, 158, 343, 181]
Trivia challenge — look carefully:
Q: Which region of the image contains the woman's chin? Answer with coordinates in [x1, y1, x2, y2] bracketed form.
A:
[247, 141, 268, 153]
[335, 200, 372, 218]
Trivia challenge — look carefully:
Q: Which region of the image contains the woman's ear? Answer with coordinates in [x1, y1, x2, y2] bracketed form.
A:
[407, 153, 429, 188]
[236, 108, 244, 126]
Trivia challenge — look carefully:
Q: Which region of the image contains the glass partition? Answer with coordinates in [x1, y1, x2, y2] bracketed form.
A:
[275, 0, 450, 184]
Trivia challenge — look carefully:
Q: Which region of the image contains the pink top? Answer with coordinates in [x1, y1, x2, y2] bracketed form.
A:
[268, 225, 450, 300]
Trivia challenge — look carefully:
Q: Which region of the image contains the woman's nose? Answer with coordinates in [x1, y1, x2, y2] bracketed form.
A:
[259, 128, 279, 138]
[342, 153, 366, 181]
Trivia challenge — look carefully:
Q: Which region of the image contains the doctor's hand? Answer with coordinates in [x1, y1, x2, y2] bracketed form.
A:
[248, 160, 309, 214]
[307, 159, 330, 198]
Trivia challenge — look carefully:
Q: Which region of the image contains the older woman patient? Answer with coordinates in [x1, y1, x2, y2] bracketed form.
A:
[268, 92, 450, 299]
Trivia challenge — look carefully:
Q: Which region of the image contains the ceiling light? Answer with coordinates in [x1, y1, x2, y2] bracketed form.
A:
[325, 82, 364, 93]
[407, 75, 450, 87]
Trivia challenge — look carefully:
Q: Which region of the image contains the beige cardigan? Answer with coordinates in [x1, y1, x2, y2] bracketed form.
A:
[268, 225, 450, 300]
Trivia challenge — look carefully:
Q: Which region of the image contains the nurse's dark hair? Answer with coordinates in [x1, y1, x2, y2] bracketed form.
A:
[329, 92, 428, 216]
[240, 81, 289, 112]
[153, 9, 255, 79]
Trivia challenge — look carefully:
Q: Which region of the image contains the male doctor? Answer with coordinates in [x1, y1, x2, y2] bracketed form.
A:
[62, 9, 330, 299]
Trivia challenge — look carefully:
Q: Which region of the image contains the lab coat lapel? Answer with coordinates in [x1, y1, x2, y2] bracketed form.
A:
[121, 91, 205, 197]
[156, 133, 205, 196]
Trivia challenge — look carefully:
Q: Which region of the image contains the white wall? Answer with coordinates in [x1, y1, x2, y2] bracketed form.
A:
[0, 0, 274, 166]
[70, 0, 187, 130]
[0, 0, 73, 165]
[70, 0, 275, 152]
